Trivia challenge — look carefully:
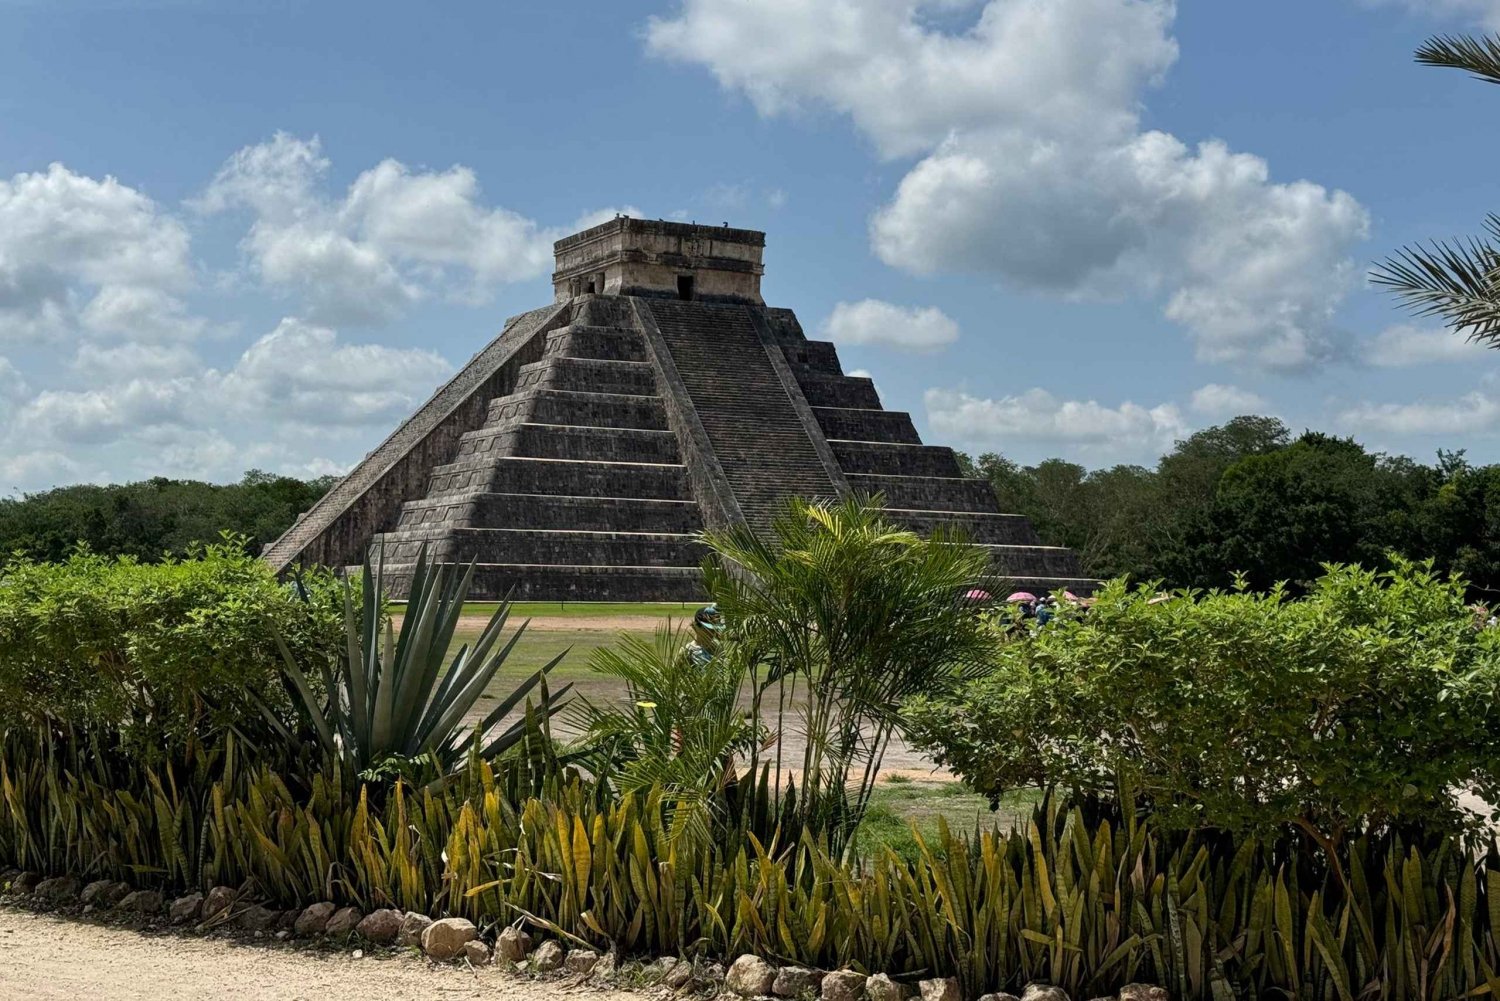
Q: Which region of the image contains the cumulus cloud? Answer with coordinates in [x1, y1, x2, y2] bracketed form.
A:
[925, 386, 1186, 456]
[217, 317, 452, 426]
[1337, 391, 1500, 435]
[0, 163, 197, 343]
[823, 299, 959, 352]
[1366, 324, 1488, 367]
[1190, 383, 1268, 417]
[648, 0, 1370, 372]
[17, 378, 200, 445]
[198, 133, 633, 325]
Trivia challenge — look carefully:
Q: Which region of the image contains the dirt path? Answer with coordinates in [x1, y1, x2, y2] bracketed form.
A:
[0, 908, 633, 1001]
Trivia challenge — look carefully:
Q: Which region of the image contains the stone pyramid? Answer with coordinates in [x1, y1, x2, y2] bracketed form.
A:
[262, 218, 1092, 599]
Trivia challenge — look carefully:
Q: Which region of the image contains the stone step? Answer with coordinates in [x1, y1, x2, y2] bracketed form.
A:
[830, 440, 963, 477]
[982, 544, 1087, 579]
[426, 456, 693, 500]
[812, 406, 920, 444]
[884, 508, 1043, 546]
[846, 473, 999, 513]
[515, 356, 657, 396]
[485, 388, 669, 430]
[544, 325, 648, 362]
[792, 371, 881, 409]
[372, 527, 705, 568]
[778, 339, 841, 374]
[396, 492, 704, 534]
[457, 423, 680, 464]
[374, 562, 705, 602]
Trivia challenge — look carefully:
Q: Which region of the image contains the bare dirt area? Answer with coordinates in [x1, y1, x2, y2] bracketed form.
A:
[0, 908, 633, 1001]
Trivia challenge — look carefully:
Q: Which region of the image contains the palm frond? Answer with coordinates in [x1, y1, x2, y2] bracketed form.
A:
[1371, 215, 1500, 347]
[1416, 33, 1500, 84]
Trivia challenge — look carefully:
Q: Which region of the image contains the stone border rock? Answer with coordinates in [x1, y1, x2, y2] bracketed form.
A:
[0, 872, 1170, 1001]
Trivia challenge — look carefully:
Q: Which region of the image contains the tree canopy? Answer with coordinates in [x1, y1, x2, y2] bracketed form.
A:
[0, 470, 336, 565]
[960, 416, 1500, 597]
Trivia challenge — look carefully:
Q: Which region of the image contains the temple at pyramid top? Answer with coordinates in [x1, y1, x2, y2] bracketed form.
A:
[263, 217, 1093, 600]
[553, 218, 766, 303]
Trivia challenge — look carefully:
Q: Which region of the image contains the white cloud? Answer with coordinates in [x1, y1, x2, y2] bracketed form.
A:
[1362, 0, 1500, 30]
[925, 386, 1186, 456]
[0, 163, 196, 343]
[1337, 391, 1500, 435]
[823, 299, 959, 352]
[1190, 383, 1268, 417]
[217, 317, 452, 426]
[1366, 324, 1489, 367]
[199, 133, 630, 325]
[71, 342, 200, 380]
[648, 0, 1370, 372]
[17, 378, 200, 445]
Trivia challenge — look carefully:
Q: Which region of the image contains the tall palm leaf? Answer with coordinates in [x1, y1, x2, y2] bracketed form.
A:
[1373, 34, 1500, 346]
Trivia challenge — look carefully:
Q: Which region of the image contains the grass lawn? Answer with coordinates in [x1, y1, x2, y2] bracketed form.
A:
[854, 777, 1042, 860]
[394, 600, 703, 620]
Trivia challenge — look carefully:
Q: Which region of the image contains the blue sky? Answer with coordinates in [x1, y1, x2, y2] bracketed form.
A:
[2, 0, 1499, 492]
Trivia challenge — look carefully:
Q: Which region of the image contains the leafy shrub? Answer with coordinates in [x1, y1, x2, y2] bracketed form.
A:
[906, 559, 1500, 848]
[0, 538, 345, 756]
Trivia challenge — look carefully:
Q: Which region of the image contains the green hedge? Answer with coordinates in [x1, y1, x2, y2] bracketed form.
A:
[0, 540, 345, 756]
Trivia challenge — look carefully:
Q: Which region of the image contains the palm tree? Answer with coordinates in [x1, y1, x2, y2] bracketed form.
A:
[1372, 35, 1500, 346]
[702, 496, 995, 853]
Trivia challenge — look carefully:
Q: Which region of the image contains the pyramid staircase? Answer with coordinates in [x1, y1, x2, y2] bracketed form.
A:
[370, 300, 705, 600]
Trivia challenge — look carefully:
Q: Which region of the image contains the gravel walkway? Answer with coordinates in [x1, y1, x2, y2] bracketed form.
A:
[0, 908, 632, 1001]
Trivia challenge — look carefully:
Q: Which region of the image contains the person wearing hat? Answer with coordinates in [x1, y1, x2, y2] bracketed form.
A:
[685, 603, 723, 666]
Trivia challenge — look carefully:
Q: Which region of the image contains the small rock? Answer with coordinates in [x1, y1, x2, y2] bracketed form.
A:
[11, 872, 39, 894]
[695, 962, 727, 990]
[169, 893, 204, 924]
[663, 959, 695, 990]
[325, 906, 361, 937]
[202, 885, 235, 919]
[117, 889, 163, 914]
[515, 960, 531, 974]
[976, 994, 1022, 1001]
[81, 904, 95, 916]
[822, 971, 867, 1001]
[773, 965, 823, 998]
[728, 955, 777, 997]
[565, 948, 600, 975]
[867, 975, 913, 1001]
[238, 904, 279, 931]
[421, 916, 478, 962]
[355, 907, 403, 944]
[919, 979, 961, 1001]
[593, 949, 619, 980]
[464, 940, 492, 965]
[294, 901, 336, 936]
[1021, 987, 1071, 1001]
[34, 876, 82, 904]
[275, 930, 290, 941]
[645, 956, 680, 983]
[496, 926, 533, 963]
[80, 880, 119, 905]
[397, 911, 432, 947]
[532, 940, 566, 973]
[352, 949, 364, 959]
[1118, 988, 1168, 1001]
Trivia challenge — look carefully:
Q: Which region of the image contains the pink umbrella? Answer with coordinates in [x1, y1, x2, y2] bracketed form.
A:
[1006, 591, 1037, 603]
[1062, 590, 1079, 601]
[963, 589, 993, 602]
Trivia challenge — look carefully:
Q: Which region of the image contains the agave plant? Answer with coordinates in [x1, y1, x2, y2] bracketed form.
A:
[266, 545, 571, 776]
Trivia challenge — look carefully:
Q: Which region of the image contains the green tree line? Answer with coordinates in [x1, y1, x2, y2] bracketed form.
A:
[0, 470, 336, 565]
[958, 415, 1500, 597]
